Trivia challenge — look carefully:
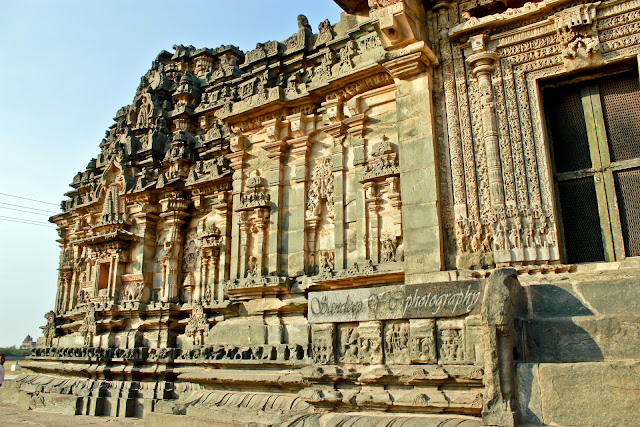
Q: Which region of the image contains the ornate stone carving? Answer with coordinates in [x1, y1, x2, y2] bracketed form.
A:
[361, 136, 399, 181]
[79, 305, 97, 347]
[481, 269, 521, 426]
[185, 303, 209, 346]
[306, 158, 334, 220]
[332, 41, 355, 77]
[358, 321, 383, 364]
[315, 19, 334, 47]
[311, 324, 335, 364]
[437, 320, 464, 364]
[384, 321, 410, 364]
[338, 324, 359, 363]
[554, 2, 602, 69]
[409, 319, 436, 364]
[37, 0, 640, 423]
[43, 311, 57, 347]
[119, 281, 143, 303]
[284, 14, 312, 54]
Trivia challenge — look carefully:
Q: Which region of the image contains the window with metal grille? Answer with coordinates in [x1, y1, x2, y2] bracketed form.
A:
[544, 70, 640, 263]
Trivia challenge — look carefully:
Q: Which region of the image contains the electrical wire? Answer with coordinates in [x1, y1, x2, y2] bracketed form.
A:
[0, 192, 58, 206]
[0, 205, 55, 216]
[0, 216, 56, 228]
[0, 201, 58, 214]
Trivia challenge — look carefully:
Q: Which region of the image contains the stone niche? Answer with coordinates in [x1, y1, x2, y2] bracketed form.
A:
[12, 0, 640, 426]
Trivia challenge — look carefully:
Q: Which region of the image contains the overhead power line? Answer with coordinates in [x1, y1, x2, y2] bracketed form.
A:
[0, 192, 59, 206]
[0, 215, 56, 228]
[0, 219, 55, 228]
[0, 206, 52, 216]
[0, 202, 58, 214]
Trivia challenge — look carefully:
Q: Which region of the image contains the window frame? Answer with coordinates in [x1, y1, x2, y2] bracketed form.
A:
[541, 61, 640, 264]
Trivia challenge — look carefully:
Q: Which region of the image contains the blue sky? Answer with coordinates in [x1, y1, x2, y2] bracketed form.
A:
[0, 0, 344, 347]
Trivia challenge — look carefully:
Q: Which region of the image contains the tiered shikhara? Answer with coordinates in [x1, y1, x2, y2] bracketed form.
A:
[13, 0, 640, 425]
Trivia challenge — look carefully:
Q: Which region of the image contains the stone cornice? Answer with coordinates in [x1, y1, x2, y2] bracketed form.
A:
[448, 0, 582, 39]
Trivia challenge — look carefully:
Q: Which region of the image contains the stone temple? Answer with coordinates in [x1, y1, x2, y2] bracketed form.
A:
[2, 0, 639, 425]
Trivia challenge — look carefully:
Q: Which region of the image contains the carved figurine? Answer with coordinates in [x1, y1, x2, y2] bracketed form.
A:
[79, 305, 97, 347]
[246, 256, 258, 277]
[43, 311, 57, 347]
[440, 328, 463, 362]
[340, 327, 359, 363]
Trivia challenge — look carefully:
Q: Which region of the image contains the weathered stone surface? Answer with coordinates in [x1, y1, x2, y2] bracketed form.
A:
[524, 283, 594, 318]
[19, 0, 640, 424]
[576, 278, 640, 316]
[524, 315, 640, 363]
[516, 363, 543, 425]
[538, 361, 640, 427]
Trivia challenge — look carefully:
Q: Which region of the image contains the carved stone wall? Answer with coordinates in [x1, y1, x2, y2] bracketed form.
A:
[16, 1, 640, 426]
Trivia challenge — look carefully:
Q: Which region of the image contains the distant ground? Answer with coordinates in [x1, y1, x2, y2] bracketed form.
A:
[4, 361, 32, 377]
[0, 401, 144, 426]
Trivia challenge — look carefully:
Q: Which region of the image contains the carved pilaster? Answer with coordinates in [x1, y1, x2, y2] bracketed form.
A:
[321, 99, 346, 271]
[287, 113, 316, 276]
[213, 197, 231, 301]
[159, 194, 190, 302]
[345, 109, 368, 267]
[227, 135, 248, 281]
[382, 40, 442, 279]
[263, 118, 290, 276]
[132, 210, 159, 303]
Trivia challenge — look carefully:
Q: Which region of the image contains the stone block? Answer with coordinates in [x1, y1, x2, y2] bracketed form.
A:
[525, 283, 593, 318]
[397, 135, 436, 172]
[399, 167, 438, 205]
[396, 91, 432, 120]
[397, 115, 432, 141]
[282, 228, 304, 252]
[516, 363, 543, 425]
[401, 202, 439, 230]
[403, 225, 440, 254]
[0, 381, 32, 409]
[30, 392, 81, 415]
[538, 361, 640, 427]
[287, 251, 304, 276]
[525, 315, 640, 362]
[208, 317, 267, 345]
[284, 321, 309, 345]
[576, 278, 640, 316]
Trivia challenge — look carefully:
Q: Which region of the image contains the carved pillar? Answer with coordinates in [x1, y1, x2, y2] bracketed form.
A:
[200, 216, 222, 304]
[287, 115, 315, 276]
[467, 35, 505, 211]
[227, 135, 248, 280]
[263, 118, 290, 276]
[108, 255, 116, 298]
[110, 249, 127, 301]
